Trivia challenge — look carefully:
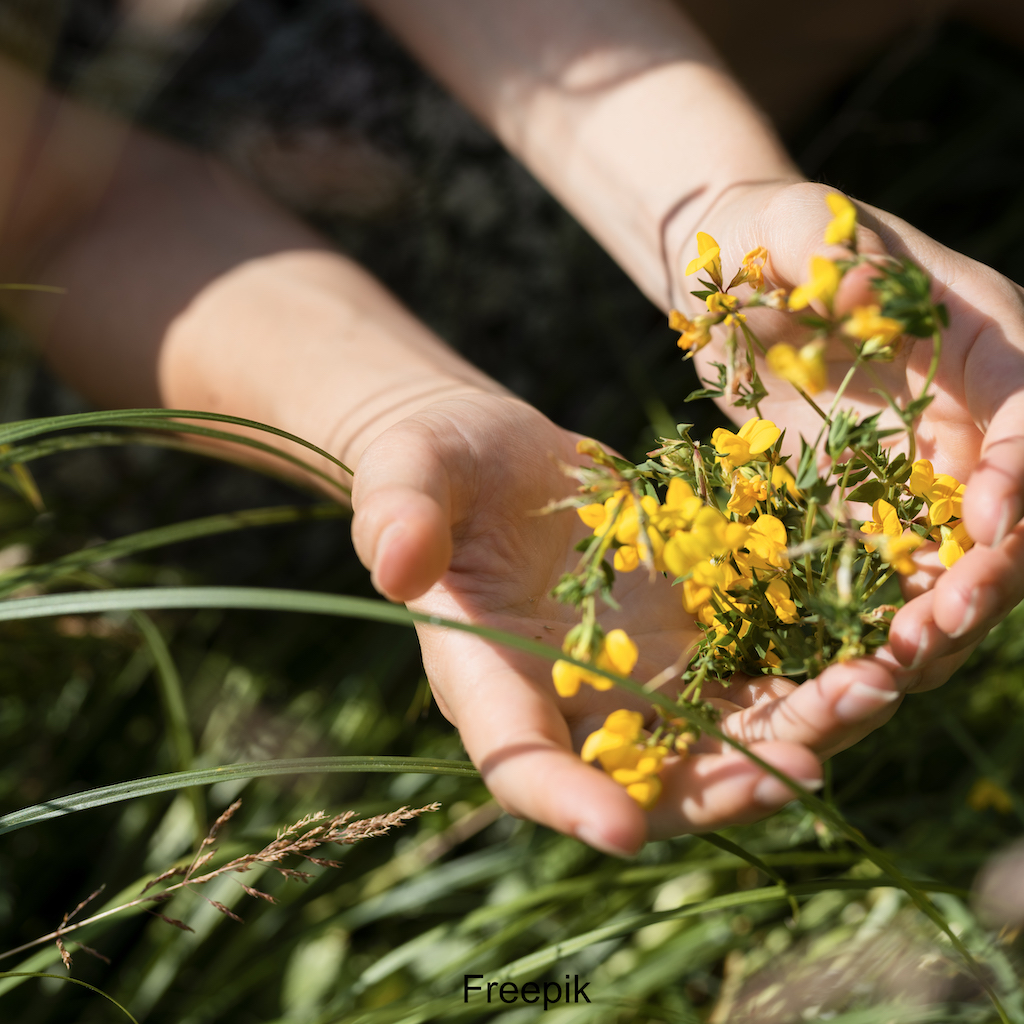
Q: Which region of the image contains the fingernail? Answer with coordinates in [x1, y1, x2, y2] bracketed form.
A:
[909, 628, 931, 671]
[834, 680, 901, 721]
[575, 824, 635, 858]
[753, 775, 822, 806]
[949, 588, 982, 639]
[992, 498, 1019, 547]
[369, 522, 404, 593]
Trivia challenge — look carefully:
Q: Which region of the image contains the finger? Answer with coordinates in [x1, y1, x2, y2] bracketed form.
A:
[719, 657, 901, 756]
[756, 183, 889, 292]
[416, 620, 647, 857]
[963, 390, 1024, 547]
[890, 521, 1024, 664]
[351, 419, 454, 602]
[648, 741, 822, 837]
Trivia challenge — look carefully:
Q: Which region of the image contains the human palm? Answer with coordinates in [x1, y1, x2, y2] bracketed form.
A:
[352, 393, 905, 853]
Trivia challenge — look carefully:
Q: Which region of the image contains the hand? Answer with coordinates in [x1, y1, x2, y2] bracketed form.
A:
[351, 392, 908, 853]
[682, 180, 1024, 694]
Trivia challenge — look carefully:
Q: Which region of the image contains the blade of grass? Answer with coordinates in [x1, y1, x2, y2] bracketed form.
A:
[130, 612, 205, 844]
[0, 757, 478, 836]
[0, 974, 138, 1022]
[0, 504, 346, 595]
[0, 409, 353, 496]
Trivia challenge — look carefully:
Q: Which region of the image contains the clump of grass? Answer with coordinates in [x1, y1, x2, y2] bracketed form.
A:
[7, 798, 440, 970]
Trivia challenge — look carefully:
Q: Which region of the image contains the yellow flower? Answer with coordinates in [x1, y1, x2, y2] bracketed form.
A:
[551, 628, 639, 697]
[765, 340, 828, 395]
[664, 507, 747, 578]
[613, 545, 639, 572]
[668, 309, 716, 353]
[727, 473, 769, 515]
[788, 256, 841, 312]
[765, 578, 799, 623]
[581, 708, 644, 761]
[685, 231, 723, 288]
[729, 246, 768, 290]
[968, 777, 1014, 815]
[880, 530, 924, 576]
[706, 292, 737, 315]
[576, 487, 628, 536]
[843, 305, 903, 359]
[582, 710, 667, 809]
[651, 478, 704, 533]
[705, 291, 746, 326]
[861, 499, 902, 552]
[771, 464, 801, 501]
[745, 514, 790, 569]
[935, 520, 973, 568]
[908, 459, 965, 526]
[823, 193, 857, 247]
[712, 417, 782, 471]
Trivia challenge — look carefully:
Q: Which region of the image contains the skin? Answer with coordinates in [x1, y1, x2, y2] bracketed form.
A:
[3, 0, 1024, 855]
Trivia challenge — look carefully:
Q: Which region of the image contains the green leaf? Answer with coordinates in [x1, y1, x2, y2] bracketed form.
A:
[847, 480, 886, 503]
[796, 438, 820, 490]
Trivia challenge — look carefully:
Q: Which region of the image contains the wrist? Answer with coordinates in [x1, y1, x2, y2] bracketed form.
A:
[161, 248, 508, 481]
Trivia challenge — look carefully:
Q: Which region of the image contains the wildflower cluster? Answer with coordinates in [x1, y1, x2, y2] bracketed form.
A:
[549, 195, 965, 806]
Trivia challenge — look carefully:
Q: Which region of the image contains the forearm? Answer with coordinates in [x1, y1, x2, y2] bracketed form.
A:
[2, 85, 504, 481]
[363, 0, 800, 310]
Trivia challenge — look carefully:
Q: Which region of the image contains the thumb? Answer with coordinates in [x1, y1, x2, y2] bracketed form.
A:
[752, 182, 889, 309]
[351, 419, 455, 602]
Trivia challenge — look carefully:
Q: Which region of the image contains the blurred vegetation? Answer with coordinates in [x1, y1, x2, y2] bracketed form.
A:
[0, 3, 1023, 1022]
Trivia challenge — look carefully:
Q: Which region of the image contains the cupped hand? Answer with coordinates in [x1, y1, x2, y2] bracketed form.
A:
[351, 393, 907, 854]
[685, 180, 1024, 695]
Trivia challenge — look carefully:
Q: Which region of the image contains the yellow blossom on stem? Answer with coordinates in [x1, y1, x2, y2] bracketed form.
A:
[727, 473, 769, 515]
[685, 231, 723, 288]
[729, 246, 768, 290]
[861, 499, 902, 552]
[706, 291, 746, 326]
[664, 507, 748, 578]
[934, 520, 973, 568]
[765, 340, 828, 395]
[788, 256, 841, 312]
[771, 464, 801, 501]
[823, 193, 857, 247]
[668, 309, 716, 354]
[576, 487, 628, 535]
[908, 459, 965, 526]
[712, 417, 782, 472]
[744, 514, 790, 569]
[551, 628, 639, 698]
[582, 709, 667, 809]
[766, 578, 799, 623]
[652, 478, 704, 533]
[843, 304, 904, 359]
[881, 530, 924, 576]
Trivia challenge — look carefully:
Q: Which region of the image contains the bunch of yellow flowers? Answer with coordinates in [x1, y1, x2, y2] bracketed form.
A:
[549, 194, 966, 807]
